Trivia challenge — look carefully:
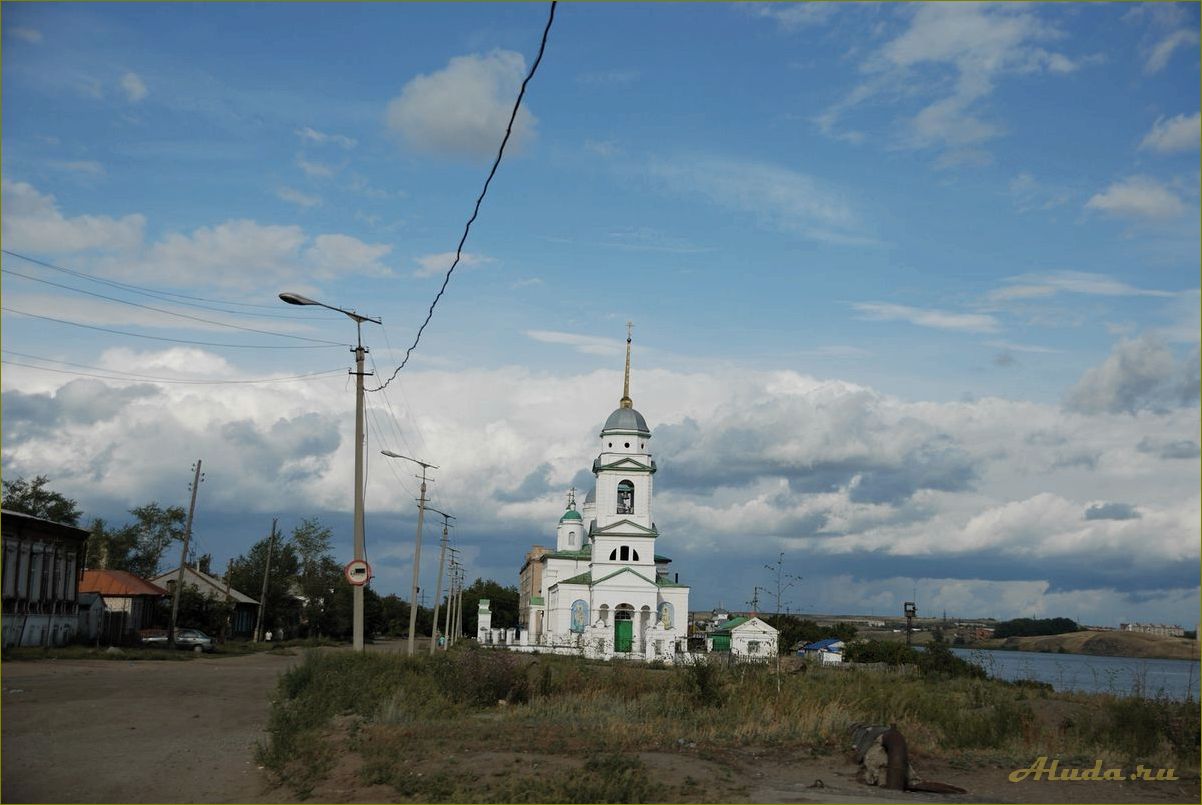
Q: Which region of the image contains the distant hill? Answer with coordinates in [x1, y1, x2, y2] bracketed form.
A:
[975, 630, 1199, 660]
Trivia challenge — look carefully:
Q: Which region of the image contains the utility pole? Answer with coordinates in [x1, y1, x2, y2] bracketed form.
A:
[456, 565, 466, 643]
[427, 509, 454, 654]
[223, 557, 234, 642]
[444, 550, 459, 649]
[381, 451, 438, 656]
[254, 519, 277, 642]
[748, 586, 766, 616]
[169, 459, 204, 646]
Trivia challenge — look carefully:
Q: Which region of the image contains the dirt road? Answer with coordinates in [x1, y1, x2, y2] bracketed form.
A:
[2, 652, 298, 804]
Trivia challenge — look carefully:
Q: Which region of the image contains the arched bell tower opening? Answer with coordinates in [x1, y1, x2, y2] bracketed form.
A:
[616, 480, 634, 514]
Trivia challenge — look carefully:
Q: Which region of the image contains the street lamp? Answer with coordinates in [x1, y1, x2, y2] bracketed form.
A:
[380, 449, 437, 655]
[280, 292, 380, 652]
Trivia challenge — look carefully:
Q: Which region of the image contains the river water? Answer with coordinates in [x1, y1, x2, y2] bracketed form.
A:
[950, 647, 1201, 700]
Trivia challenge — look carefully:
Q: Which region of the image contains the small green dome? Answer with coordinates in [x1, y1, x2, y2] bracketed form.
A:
[560, 508, 583, 522]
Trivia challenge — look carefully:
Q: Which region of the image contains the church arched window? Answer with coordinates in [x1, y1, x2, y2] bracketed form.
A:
[632, 549, 639, 561]
[617, 480, 634, 514]
[619, 545, 629, 561]
[568, 531, 576, 546]
[609, 548, 617, 561]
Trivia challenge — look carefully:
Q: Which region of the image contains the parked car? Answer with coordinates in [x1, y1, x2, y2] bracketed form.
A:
[139, 628, 214, 652]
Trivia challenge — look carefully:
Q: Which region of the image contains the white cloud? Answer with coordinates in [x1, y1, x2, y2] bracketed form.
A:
[10, 27, 43, 44]
[576, 69, 640, 85]
[305, 234, 392, 277]
[296, 155, 335, 178]
[1144, 28, 1199, 74]
[47, 160, 106, 178]
[1139, 112, 1201, 154]
[525, 330, 624, 357]
[987, 271, 1175, 304]
[1085, 176, 1188, 220]
[1, 179, 145, 253]
[276, 186, 321, 208]
[853, 302, 999, 333]
[385, 50, 536, 159]
[819, 4, 1080, 160]
[743, 1, 838, 30]
[120, 72, 148, 102]
[646, 154, 868, 245]
[412, 251, 491, 279]
[1008, 172, 1071, 213]
[1064, 335, 1199, 415]
[295, 126, 357, 149]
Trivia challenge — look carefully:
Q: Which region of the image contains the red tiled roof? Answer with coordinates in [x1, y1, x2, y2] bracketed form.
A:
[79, 569, 169, 597]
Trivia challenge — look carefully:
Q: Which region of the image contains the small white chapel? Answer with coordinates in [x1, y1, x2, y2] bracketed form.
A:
[479, 327, 690, 661]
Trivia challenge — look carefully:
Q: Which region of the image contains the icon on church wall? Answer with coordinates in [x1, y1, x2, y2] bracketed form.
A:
[617, 480, 634, 514]
[658, 601, 673, 629]
[570, 599, 589, 633]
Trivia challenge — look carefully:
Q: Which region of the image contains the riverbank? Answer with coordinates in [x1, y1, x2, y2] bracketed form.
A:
[972, 631, 1199, 661]
[259, 648, 1199, 803]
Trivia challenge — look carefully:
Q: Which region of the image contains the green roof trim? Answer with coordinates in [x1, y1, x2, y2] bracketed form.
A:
[655, 577, 688, 588]
[592, 566, 655, 586]
[544, 548, 592, 560]
[711, 616, 751, 633]
[591, 518, 657, 536]
[529, 596, 545, 606]
[560, 508, 583, 521]
[654, 553, 671, 563]
[557, 571, 592, 586]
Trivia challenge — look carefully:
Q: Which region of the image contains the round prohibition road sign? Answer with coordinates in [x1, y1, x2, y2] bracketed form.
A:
[344, 559, 371, 586]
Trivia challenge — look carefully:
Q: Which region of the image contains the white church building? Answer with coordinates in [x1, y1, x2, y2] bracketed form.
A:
[480, 330, 690, 661]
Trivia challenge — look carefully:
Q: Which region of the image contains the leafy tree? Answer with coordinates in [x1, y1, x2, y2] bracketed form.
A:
[993, 617, 1079, 639]
[289, 518, 341, 637]
[121, 503, 187, 578]
[229, 531, 302, 638]
[2, 475, 83, 525]
[763, 615, 858, 654]
[162, 584, 234, 637]
[460, 578, 519, 638]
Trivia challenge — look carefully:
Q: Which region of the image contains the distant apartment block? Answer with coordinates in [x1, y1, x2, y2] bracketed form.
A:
[1120, 622, 1186, 637]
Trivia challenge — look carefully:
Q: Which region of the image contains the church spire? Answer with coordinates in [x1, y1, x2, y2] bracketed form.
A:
[619, 321, 633, 408]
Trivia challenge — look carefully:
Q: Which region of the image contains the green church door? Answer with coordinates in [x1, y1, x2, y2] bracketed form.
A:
[614, 619, 633, 652]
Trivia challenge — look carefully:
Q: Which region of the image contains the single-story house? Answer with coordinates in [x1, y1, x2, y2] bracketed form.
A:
[150, 565, 258, 637]
[2, 509, 91, 648]
[801, 637, 845, 664]
[78, 569, 168, 644]
[707, 615, 779, 659]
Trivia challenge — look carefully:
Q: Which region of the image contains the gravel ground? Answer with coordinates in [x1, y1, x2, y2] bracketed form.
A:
[2, 651, 299, 804]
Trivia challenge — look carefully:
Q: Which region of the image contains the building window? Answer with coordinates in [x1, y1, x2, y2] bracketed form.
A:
[624, 442, 630, 448]
[568, 531, 575, 546]
[619, 545, 629, 561]
[617, 480, 634, 514]
[632, 549, 639, 561]
[748, 641, 761, 654]
[609, 548, 617, 560]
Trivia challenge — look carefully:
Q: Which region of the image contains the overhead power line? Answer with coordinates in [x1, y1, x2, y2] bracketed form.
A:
[2, 306, 346, 349]
[1, 355, 346, 385]
[370, 0, 557, 393]
[2, 267, 347, 345]
[1, 249, 340, 318]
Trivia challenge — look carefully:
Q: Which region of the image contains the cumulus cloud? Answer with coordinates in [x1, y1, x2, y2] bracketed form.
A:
[120, 72, 148, 102]
[1064, 335, 1200, 414]
[1, 179, 145, 253]
[3, 358, 1197, 623]
[853, 302, 999, 333]
[1139, 112, 1201, 154]
[1085, 176, 1188, 220]
[386, 50, 536, 159]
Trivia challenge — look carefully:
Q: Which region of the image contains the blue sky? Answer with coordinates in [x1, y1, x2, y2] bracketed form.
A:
[3, 2, 1199, 627]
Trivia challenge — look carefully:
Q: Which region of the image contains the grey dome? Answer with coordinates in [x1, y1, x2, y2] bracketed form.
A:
[601, 406, 650, 435]
[584, 487, 596, 505]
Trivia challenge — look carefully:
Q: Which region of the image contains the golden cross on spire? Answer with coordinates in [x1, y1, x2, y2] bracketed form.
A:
[567, 486, 576, 509]
[620, 321, 634, 408]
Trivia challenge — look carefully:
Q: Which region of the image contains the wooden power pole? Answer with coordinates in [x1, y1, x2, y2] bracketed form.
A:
[169, 459, 203, 646]
[254, 519, 277, 642]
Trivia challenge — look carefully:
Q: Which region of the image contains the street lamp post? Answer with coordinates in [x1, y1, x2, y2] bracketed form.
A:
[381, 450, 437, 656]
[280, 292, 380, 652]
